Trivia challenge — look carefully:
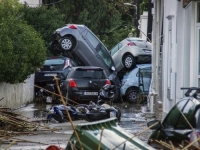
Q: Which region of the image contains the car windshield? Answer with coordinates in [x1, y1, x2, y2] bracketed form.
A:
[163, 99, 196, 129]
[72, 69, 106, 79]
[43, 58, 66, 71]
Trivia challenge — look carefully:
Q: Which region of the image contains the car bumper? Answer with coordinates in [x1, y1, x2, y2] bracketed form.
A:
[68, 88, 99, 103]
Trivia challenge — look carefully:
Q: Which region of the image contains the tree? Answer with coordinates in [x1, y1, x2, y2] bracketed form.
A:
[19, 4, 66, 50]
[49, 0, 131, 49]
[0, 0, 46, 84]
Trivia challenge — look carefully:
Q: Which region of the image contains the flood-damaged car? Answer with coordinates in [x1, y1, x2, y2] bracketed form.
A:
[49, 24, 120, 101]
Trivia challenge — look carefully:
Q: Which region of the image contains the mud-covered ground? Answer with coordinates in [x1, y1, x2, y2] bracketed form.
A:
[0, 102, 155, 150]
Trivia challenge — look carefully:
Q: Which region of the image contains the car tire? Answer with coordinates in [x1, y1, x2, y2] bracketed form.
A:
[49, 40, 62, 56]
[126, 87, 140, 103]
[123, 54, 136, 70]
[59, 36, 76, 51]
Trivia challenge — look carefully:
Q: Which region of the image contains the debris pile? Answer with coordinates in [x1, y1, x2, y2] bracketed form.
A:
[0, 107, 57, 146]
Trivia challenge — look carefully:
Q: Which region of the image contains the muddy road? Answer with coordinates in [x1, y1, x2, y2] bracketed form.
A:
[1, 102, 154, 150]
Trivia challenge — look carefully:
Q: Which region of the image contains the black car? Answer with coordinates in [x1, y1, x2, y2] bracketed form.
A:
[49, 24, 120, 101]
[147, 87, 200, 149]
[35, 57, 78, 87]
[60, 66, 111, 104]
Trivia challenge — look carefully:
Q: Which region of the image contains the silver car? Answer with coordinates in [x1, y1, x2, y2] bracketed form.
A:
[110, 37, 152, 72]
[120, 64, 152, 103]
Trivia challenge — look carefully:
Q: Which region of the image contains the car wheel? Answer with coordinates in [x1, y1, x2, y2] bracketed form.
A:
[49, 40, 62, 56]
[59, 36, 76, 51]
[126, 88, 139, 103]
[123, 54, 136, 70]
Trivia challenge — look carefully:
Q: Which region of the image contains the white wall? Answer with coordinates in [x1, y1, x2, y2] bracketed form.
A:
[139, 11, 148, 40]
[0, 74, 35, 108]
[19, 0, 42, 7]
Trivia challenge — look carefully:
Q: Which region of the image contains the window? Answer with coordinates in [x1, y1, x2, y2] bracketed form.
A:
[163, 100, 188, 129]
[175, 100, 196, 129]
[86, 31, 114, 68]
[110, 43, 122, 56]
[136, 67, 152, 78]
[72, 70, 106, 79]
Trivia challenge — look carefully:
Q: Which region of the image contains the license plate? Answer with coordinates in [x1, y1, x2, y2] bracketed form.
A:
[44, 73, 57, 76]
[84, 92, 98, 95]
[143, 49, 151, 53]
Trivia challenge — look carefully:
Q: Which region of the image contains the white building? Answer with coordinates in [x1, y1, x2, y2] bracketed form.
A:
[150, 0, 200, 119]
[19, 0, 42, 7]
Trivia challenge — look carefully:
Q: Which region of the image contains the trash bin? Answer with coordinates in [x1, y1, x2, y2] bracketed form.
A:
[66, 118, 155, 150]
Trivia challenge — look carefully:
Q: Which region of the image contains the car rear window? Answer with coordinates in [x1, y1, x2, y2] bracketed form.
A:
[42, 59, 66, 71]
[44, 59, 65, 65]
[71, 69, 106, 79]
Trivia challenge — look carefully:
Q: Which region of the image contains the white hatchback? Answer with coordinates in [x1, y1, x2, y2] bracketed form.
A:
[120, 64, 152, 103]
[110, 37, 152, 72]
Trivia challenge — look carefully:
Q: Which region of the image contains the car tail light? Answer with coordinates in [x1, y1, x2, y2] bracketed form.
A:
[69, 24, 77, 29]
[63, 60, 69, 70]
[127, 42, 137, 46]
[69, 79, 77, 87]
[105, 79, 111, 85]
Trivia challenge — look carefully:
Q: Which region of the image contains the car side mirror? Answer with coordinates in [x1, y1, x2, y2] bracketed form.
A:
[147, 120, 162, 130]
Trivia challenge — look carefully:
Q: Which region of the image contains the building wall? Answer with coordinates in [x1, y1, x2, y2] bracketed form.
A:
[152, 0, 199, 120]
[0, 74, 35, 108]
[139, 11, 148, 40]
[19, 0, 42, 7]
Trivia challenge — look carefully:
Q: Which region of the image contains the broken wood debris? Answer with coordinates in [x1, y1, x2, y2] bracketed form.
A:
[0, 107, 58, 145]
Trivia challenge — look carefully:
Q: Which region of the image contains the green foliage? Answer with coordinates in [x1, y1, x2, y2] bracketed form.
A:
[0, 0, 46, 84]
[140, 0, 149, 13]
[19, 4, 65, 48]
[53, 0, 133, 49]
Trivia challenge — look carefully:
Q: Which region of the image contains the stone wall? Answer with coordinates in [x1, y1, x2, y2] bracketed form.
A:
[0, 74, 35, 108]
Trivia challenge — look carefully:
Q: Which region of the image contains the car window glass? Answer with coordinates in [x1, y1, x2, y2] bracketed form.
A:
[195, 108, 200, 129]
[72, 70, 106, 79]
[86, 31, 114, 69]
[85, 31, 99, 48]
[70, 59, 78, 67]
[96, 44, 113, 68]
[175, 100, 196, 129]
[44, 59, 65, 65]
[137, 55, 152, 64]
[110, 43, 122, 56]
[136, 67, 152, 78]
[163, 100, 188, 129]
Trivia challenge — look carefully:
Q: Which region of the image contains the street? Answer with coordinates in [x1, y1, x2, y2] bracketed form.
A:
[0, 102, 154, 150]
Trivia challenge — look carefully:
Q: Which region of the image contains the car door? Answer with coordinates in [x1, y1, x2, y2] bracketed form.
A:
[84, 30, 115, 76]
[137, 66, 152, 93]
